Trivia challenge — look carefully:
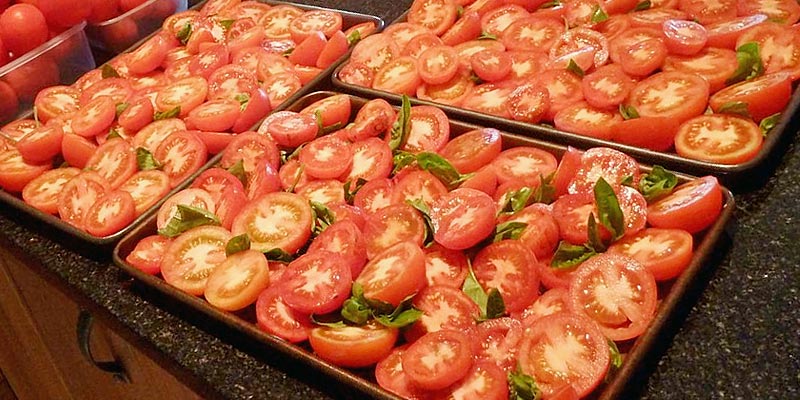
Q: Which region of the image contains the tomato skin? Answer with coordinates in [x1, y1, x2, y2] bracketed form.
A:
[299, 94, 352, 130]
[310, 323, 399, 369]
[83, 190, 137, 237]
[0, 4, 48, 56]
[161, 226, 233, 296]
[232, 191, 313, 254]
[608, 227, 694, 281]
[204, 250, 270, 311]
[125, 235, 172, 276]
[473, 240, 540, 313]
[232, 87, 271, 133]
[662, 19, 708, 56]
[430, 188, 497, 250]
[22, 167, 81, 215]
[441, 10, 482, 46]
[316, 30, 348, 69]
[363, 203, 426, 259]
[16, 124, 63, 164]
[705, 14, 768, 49]
[155, 130, 209, 188]
[85, 138, 138, 189]
[612, 115, 681, 152]
[56, 171, 109, 230]
[61, 133, 97, 170]
[647, 175, 723, 234]
[402, 329, 474, 391]
[356, 241, 426, 306]
[118, 170, 171, 216]
[554, 101, 622, 140]
[675, 113, 764, 165]
[288, 31, 327, 67]
[185, 99, 241, 132]
[408, 0, 459, 36]
[709, 72, 792, 123]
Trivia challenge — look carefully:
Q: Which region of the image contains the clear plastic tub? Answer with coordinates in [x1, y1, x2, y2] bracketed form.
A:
[86, 0, 189, 53]
[0, 22, 95, 125]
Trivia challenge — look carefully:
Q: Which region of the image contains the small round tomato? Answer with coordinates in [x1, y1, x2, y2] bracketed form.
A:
[355, 241, 426, 306]
[80, 77, 133, 106]
[22, 167, 81, 215]
[675, 114, 764, 165]
[441, 10, 481, 46]
[662, 19, 707, 56]
[205, 249, 270, 311]
[647, 175, 723, 234]
[337, 61, 375, 87]
[535, 69, 584, 121]
[442, 361, 509, 400]
[83, 190, 137, 237]
[155, 130, 208, 188]
[310, 323, 398, 368]
[430, 188, 497, 250]
[0, 4, 48, 55]
[402, 329, 473, 390]
[127, 34, 174, 75]
[125, 235, 172, 275]
[552, 192, 606, 245]
[473, 240, 539, 313]
[118, 97, 155, 133]
[353, 178, 394, 215]
[232, 191, 313, 253]
[279, 250, 352, 315]
[15, 124, 63, 164]
[417, 45, 459, 85]
[517, 287, 569, 322]
[161, 226, 233, 296]
[618, 37, 668, 77]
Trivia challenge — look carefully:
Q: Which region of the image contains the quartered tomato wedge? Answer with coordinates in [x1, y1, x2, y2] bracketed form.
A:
[231, 191, 313, 254]
[309, 322, 398, 369]
[161, 225, 233, 296]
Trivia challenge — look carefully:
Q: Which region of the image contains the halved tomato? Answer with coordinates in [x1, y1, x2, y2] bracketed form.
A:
[83, 190, 136, 237]
[355, 241, 426, 306]
[231, 191, 313, 253]
[309, 322, 398, 368]
[647, 175, 723, 233]
[161, 225, 233, 296]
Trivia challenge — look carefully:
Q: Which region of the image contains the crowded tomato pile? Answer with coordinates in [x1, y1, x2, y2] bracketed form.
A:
[0, 0, 375, 237]
[124, 93, 725, 399]
[337, 0, 800, 165]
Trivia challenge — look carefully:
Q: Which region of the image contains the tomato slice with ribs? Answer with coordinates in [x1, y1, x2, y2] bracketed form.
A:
[255, 285, 313, 343]
[22, 167, 81, 215]
[84, 138, 138, 189]
[231, 191, 313, 254]
[430, 188, 497, 250]
[278, 250, 352, 315]
[362, 203, 426, 259]
[405, 285, 480, 342]
[83, 190, 137, 237]
[473, 240, 540, 313]
[674, 113, 764, 165]
[402, 329, 473, 391]
[310, 323, 399, 369]
[161, 226, 233, 296]
[355, 241, 426, 307]
[607, 227, 694, 281]
[647, 175, 723, 234]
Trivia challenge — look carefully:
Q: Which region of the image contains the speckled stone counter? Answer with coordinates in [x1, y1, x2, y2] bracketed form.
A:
[0, 1, 798, 399]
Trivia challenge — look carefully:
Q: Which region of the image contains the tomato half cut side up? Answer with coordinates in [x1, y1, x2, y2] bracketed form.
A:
[231, 191, 313, 254]
[22, 167, 81, 215]
[430, 188, 497, 250]
[204, 249, 270, 311]
[473, 240, 540, 313]
[607, 227, 694, 281]
[355, 241, 426, 307]
[674, 113, 764, 165]
[279, 250, 352, 315]
[309, 323, 399, 369]
[440, 128, 502, 174]
[83, 190, 137, 237]
[568, 253, 658, 341]
[405, 285, 480, 342]
[401, 329, 473, 391]
[255, 286, 313, 343]
[647, 175, 723, 234]
[125, 234, 172, 276]
[517, 311, 610, 398]
[161, 225, 233, 296]
[154, 130, 209, 188]
[362, 203, 427, 259]
[424, 244, 469, 288]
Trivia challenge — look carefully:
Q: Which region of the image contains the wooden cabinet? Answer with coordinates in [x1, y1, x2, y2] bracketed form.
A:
[0, 245, 203, 400]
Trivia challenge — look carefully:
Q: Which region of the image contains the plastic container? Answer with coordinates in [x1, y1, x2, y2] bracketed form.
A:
[114, 91, 737, 400]
[0, 22, 94, 125]
[86, 0, 189, 53]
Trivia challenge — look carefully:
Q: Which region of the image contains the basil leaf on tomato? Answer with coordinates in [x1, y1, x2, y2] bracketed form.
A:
[760, 112, 781, 136]
[346, 30, 361, 46]
[107, 127, 122, 140]
[392, 150, 417, 175]
[136, 147, 161, 171]
[591, 5, 609, 23]
[218, 19, 235, 31]
[158, 205, 221, 238]
[498, 186, 534, 216]
[478, 31, 498, 40]
[407, 198, 436, 247]
[374, 295, 423, 328]
[594, 177, 625, 240]
[717, 101, 751, 118]
[310, 315, 348, 329]
[227, 159, 248, 187]
[310, 201, 336, 236]
[389, 95, 412, 151]
[225, 234, 251, 256]
[343, 178, 368, 203]
[551, 241, 597, 269]
[176, 23, 192, 45]
[566, 59, 585, 77]
[727, 42, 764, 85]
[101, 64, 120, 79]
[494, 221, 528, 242]
[619, 104, 640, 120]
[639, 165, 678, 202]
[634, 0, 651, 11]
[115, 102, 129, 117]
[532, 172, 556, 204]
[341, 283, 372, 325]
[263, 248, 295, 263]
[508, 366, 541, 400]
[235, 93, 250, 112]
[154, 106, 181, 121]
[416, 152, 473, 190]
[485, 288, 506, 320]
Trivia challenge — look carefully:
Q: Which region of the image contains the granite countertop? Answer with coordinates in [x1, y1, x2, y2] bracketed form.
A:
[1, 1, 798, 399]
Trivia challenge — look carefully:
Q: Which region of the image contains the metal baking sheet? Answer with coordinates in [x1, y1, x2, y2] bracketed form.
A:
[113, 91, 736, 400]
[0, 4, 383, 248]
[331, 11, 800, 189]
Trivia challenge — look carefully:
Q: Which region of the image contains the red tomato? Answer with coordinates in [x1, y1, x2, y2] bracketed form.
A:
[517, 312, 609, 397]
[402, 329, 473, 390]
[22, 167, 80, 215]
[481, 4, 530, 37]
[262, 111, 318, 148]
[618, 37, 668, 76]
[185, 99, 241, 132]
[473, 240, 539, 313]
[441, 361, 509, 400]
[337, 61, 375, 87]
[125, 235, 172, 275]
[507, 51, 547, 83]
[554, 101, 622, 140]
[705, 14, 768, 49]
[132, 119, 187, 154]
[416, 69, 475, 106]
[430, 188, 497, 250]
[0, 4, 48, 55]
[678, 0, 736, 25]
[61, 133, 97, 169]
[503, 203, 561, 259]
[316, 30, 348, 69]
[353, 178, 394, 215]
[83, 190, 136, 237]
[739, 22, 800, 79]
[307, 220, 367, 277]
[662, 19, 708, 56]
[417, 45, 459, 85]
[71, 96, 116, 139]
[440, 11, 481, 46]
[288, 31, 327, 67]
[16, 124, 63, 164]
[289, 9, 342, 43]
[190, 168, 245, 208]
[299, 93, 352, 129]
[118, 170, 171, 216]
[501, 15, 565, 52]
[56, 171, 109, 229]
[423, 244, 468, 288]
[567, 147, 640, 194]
[461, 83, 514, 118]
[161, 226, 232, 296]
[310, 323, 398, 368]
[156, 76, 209, 116]
[402, 105, 450, 154]
[608, 26, 663, 64]
[569, 253, 657, 340]
[349, 33, 401, 73]
[232, 191, 313, 253]
[552, 192, 606, 245]
[278, 250, 352, 314]
[375, 345, 426, 399]
[355, 241, 426, 306]
[33, 86, 80, 123]
[155, 130, 208, 188]
[299, 135, 353, 180]
[662, 47, 738, 94]
[471, 48, 512, 82]
[339, 138, 392, 183]
[674, 114, 764, 165]
[362, 203, 426, 259]
[608, 227, 693, 281]
[408, 0, 458, 36]
[343, 20, 378, 41]
[84, 137, 137, 189]
[612, 115, 681, 152]
[552, 146, 583, 197]
[372, 56, 422, 96]
[441, 128, 502, 174]
[738, 0, 800, 25]
[219, 132, 279, 175]
[710, 72, 792, 123]
[156, 188, 215, 231]
[80, 77, 133, 106]
[647, 175, 723, 233]
[0, 81, 17, 123]
[551, 27, 610, 69]
[508, 83, 551, 123]
[534, 69, 584, 121]
[629, 8, 688, 29]
[258, 4, 303, 39]
[517, 286, 569, 322]
[208, 64, 257, 101]
[255, 286, 313, 343]
[233, 87, 271, 133]
[128, 34, 173, 75]
[491, 146, 558, 187]
[580, 64, 634, 110]
[244, 158, 280, 202]
[472, 317, 524, 372]
[348, 98, 395, 141]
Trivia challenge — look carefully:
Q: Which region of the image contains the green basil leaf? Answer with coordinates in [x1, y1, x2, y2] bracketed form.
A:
[586, 213, 607, 253]
[566, 59, 585, 77]
[389, 95, 412, 152]
[760, 112, 781, 136]
[594, 177, 625, 240]
[463, 265, 489, 315]
[136, 147, 161, 171]
[281, 47, 294, 57]
[485, 288, 506, 320]
[115, 102, 129, 117]
[227, 159, 248, 187]
[633, 0, 651, 11]
[218, 19, 235, 31]
[310, 201, 336, 236]
[539, 0, 560, 9]
[281, 144, 305, 164]
[416, 152, 471, 190]
[619, 104, 640, 120]
[176, 23, 192, 45]
[346, 30, 362, 46]
[639, 165, 678, 202]
[157, 205, 221, 238]
[716, 101, 751, 118]
[314, 109, 344, 135]
[341, 298, 371, 325]
[235, 93, 250, 111]
[591, 5, 609, 23]
[154, 106, 181, 121]
[468, 72, 484, 85]
[508, 366, 542, 400]
[494, 221, 528, 242]
[263, 248, 295, 263]
[225, 234, 251, 256]
[609, 339, 623, 370]
[551, 241, 596, 269]
[392, 151, 418, 175]
[375, 308, 423, 328]
[478, 31, 498, 40]
[498, 187, 534, 216]
[726, 42, 764, 85]
[457, 5, 464, 18]
[344, 178, 368, 203]
[107, 127, 122, 140]
[310, 314, 349, 329]
[531, 172, 557, 204]
[406, 198, 436, 247]
[101, 64, 120, 79]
